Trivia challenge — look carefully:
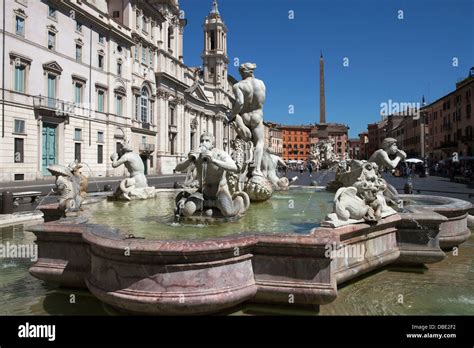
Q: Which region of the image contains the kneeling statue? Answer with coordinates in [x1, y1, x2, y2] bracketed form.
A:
[175, 133, 250, 219]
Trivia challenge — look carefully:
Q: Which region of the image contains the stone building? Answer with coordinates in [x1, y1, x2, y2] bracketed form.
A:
[423, 68, 473, 161]
[264, 121, 283, 156]
[362, 69, 473, 161]
[348, 138, 360, 159]
[0, 0, 235, 182]
[280, 125, 312, 161]
[389, 115, 428, 158]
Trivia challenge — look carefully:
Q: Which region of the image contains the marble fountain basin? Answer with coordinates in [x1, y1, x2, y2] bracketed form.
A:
[400, 194, 472, 250]
[28, 188, 472, 315]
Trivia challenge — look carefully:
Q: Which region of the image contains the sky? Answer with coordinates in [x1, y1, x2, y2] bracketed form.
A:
[179, 0, 474, 138]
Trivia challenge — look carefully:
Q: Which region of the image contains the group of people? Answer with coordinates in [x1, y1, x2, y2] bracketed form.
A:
[431, 161, 474, 181]
[280, 162, 319, 177]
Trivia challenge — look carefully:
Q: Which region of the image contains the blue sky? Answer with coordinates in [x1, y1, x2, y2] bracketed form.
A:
[180, 0, 474, 137]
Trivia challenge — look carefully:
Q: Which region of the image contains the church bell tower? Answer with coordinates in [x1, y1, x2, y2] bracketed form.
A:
[202, 0, 229, 87]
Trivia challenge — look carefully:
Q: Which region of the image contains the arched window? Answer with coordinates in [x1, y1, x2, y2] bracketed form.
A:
[141, 87, 149, 123]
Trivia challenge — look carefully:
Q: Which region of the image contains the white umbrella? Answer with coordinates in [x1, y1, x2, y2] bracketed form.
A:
[405, 158, 423, 164]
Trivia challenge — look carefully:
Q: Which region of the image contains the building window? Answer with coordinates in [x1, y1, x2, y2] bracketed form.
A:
[142, 46, 147, 64]
[97, 144, 103, 164]
[14, 119, 25, 134]
[74, 83, 83, 103]
[14, 138, 24, 163]
[210, 30, 216, 50]
[97, 131, 104, 142]
[47, 74, 56, 99]
[134, 46, 139, 61]
[142, 16, 147, 32]
[15, 16, 25, 36]
[76, 44, 82, 62]
[14, 65, 25, 93]
[48, 31, 56, 50]
[149, 50, 153, 67]
[48, 6, 57, 19]
[115, 95, 123, 116]
[74, 143, 81, 162]
[74, 128, 82, 141]
[134, 94, 140, 120]
[98, 54, 104, 69]
[97, 90, 105, 112]
[141, 88, 149, 123]
[98, 33, 105, 44]
[76, 21, 82, 33]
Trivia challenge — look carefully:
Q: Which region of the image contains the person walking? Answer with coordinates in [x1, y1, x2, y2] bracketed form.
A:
[307, 163, 313, 177]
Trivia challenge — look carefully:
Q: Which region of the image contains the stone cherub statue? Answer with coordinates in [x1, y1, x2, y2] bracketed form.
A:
[174, 133, 250, 218]
[368, 137, 406, 207]
[110, 142, 156, 200]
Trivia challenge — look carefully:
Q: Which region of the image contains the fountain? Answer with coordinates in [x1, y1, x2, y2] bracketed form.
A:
[24, 67, 472, 315]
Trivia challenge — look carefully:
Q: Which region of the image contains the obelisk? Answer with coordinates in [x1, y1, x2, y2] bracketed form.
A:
[320, 51, 326, 124]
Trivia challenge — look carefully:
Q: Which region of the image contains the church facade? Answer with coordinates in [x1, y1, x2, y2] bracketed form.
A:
[0, 0, 235, 182]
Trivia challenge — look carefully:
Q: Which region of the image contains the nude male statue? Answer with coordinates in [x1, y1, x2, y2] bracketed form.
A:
[175, 133, 249, 217]
[369, 137, 407, 206]
[110, 143, 148, 200]
[227, 62, 266, 177]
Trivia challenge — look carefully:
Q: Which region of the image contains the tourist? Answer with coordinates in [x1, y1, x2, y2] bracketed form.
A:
[308, 163, 313, 177]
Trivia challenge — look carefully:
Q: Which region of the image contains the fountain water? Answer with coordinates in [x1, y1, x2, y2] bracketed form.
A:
[33, 187, 55, 209]
[80, 162, 100, 192]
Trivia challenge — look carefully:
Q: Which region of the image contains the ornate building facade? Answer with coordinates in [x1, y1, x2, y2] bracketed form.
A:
[0, 0, 235, 182]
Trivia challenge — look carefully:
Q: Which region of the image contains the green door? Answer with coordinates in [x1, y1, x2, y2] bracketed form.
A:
[42, 123, 57, 175]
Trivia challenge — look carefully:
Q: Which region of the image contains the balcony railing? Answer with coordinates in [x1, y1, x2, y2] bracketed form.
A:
[168, 125, 178, 134]
[139, 143, 155, 153]
[33, 96, 90, 117]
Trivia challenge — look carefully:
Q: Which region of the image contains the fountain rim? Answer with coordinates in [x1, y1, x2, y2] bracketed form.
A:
[399, 194, 472, 211]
